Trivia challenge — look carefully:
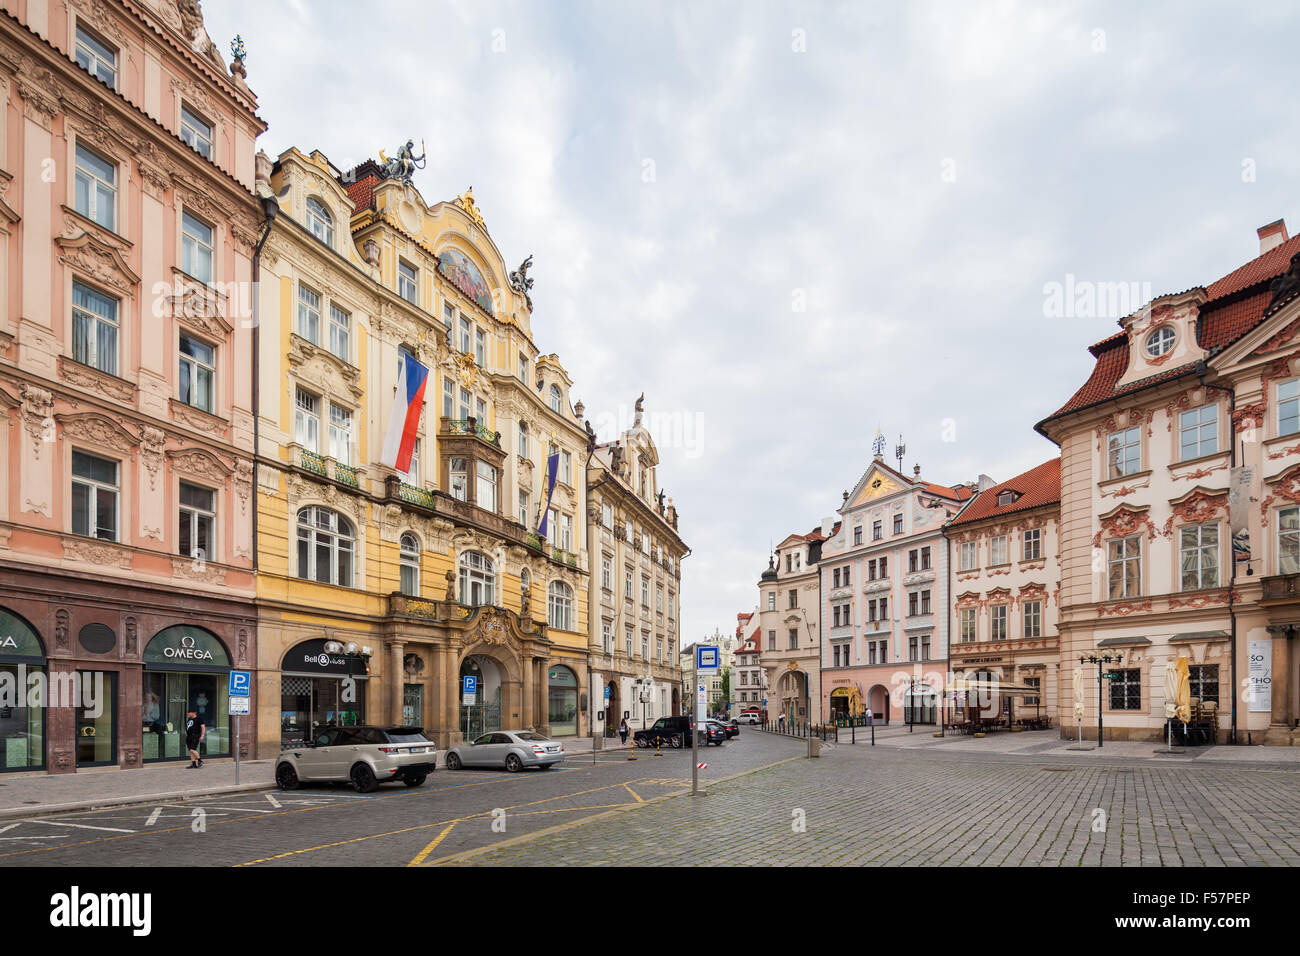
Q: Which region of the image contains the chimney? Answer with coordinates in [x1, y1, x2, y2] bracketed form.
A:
[977, 474, 998, 491]
[821, 516, 835, 536]
[1258, 219, 1288, 255]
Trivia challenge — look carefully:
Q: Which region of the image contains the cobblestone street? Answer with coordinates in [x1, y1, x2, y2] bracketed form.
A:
[436, 733, 1300, 866]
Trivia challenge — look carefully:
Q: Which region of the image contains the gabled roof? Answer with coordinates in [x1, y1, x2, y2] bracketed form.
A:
[1040, 231, 1300, 428]
[947, 458, 1061, 527]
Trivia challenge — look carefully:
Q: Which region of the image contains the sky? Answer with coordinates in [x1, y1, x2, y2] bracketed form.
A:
[203, 0, 1300, 648]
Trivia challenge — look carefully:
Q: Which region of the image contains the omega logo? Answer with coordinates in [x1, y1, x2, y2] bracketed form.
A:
[0, 636, 16, 649]
[163, 634, 213, 661]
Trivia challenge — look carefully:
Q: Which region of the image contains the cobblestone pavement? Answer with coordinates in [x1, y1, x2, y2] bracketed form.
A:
[437, 735, 1300, 866]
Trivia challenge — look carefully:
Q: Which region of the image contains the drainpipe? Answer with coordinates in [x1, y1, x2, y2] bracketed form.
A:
[1195, 359, 1237, 744]
[250, 195, 280, 573]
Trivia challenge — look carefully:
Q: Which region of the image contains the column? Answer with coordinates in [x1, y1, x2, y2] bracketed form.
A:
[439, 644, 457, 747]
[1269, 627, 1291, 729]
[390, 641, 405, 725]
[522, 654, 535, 731]
[539, 660, 551, 735]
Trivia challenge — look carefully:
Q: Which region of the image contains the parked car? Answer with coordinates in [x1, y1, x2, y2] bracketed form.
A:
[275, 726, 438, 793]
[699, 720, 729, 746]
[721, 719, 740, 738]
[734, 713, 761, 726]
[444, 731, 565, 772]
[633, 715, 694, 748]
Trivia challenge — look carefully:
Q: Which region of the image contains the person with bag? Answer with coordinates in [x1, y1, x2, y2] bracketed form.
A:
[618, 718, 629, 745]
[185, 708, 205, 769]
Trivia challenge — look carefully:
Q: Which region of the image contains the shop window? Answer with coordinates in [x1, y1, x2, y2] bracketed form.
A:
[1109, 669, 1141, 710]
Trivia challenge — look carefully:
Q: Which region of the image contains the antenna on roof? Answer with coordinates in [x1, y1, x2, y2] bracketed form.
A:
[895, 434, 906, 474]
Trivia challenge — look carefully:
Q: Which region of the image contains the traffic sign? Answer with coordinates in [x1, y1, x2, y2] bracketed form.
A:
[462, 675, 477, 706]
[228, 670, 252, 697]
[1103, 672, 1120, 680]
[695, 645, 719, 673]
[229, 696, 251, 715]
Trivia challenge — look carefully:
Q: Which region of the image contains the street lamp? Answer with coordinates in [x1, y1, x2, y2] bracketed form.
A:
[908, 677, 915, 733]
[1079, 652, 1124, 748]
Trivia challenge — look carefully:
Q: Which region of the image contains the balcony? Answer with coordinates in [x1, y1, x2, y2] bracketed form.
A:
[1261, 573, 1300, 605]
[396, 481, 437, 510]
[443, 416, 501, 448]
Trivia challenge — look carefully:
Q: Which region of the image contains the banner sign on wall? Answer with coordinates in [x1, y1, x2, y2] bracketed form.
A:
[1229, 465, 1254, 564]
[1248, 639, 1271, 713]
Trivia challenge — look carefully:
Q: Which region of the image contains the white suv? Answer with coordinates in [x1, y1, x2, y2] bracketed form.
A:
[275, 726, 438, 793]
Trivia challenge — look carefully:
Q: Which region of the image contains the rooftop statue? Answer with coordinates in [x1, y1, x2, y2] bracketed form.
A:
[380, 139, 426, 183]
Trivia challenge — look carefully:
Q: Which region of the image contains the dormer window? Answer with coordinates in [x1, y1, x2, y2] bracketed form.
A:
[306, 198, 334, 247]
[996, 490, 1020, 507]
[1145, 326, 1175, 358]
[549, 384, 562, 413]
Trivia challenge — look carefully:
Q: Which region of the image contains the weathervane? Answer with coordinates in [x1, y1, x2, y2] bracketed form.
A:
[871, 430, 886, 459]
[895, 434, 906, 473]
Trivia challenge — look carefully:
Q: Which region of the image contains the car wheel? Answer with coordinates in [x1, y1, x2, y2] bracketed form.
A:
[350, 762, 378, 793]
[403, 774, 427, 788]
[275, 762, 299, 791]
[505, 753, 523, 773]
[445, 752, 462, 770]
[635, 737, 649, 749]
[670, 733, 683, 749]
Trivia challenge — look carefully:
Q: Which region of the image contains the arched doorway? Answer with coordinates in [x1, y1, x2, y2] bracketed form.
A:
[829, 687, 859, 720]
[0, 606, 46, 772]
[671, 685, 680, 716]
[867, 684, 890, 723]
[777, 670, 805, 723]
[606, 680, 620, 736]
[460, 655, 502, 738]
[547, 665, 578, 737]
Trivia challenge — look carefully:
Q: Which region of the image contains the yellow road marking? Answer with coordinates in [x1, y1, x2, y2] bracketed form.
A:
[407, 822, 458, 867]
[623, 782, 644, 803]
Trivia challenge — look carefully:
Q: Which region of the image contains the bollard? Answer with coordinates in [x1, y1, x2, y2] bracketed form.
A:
[628, 738, 636, 761]
[852, 721, 856, 745]
[871, 722, 875, 746]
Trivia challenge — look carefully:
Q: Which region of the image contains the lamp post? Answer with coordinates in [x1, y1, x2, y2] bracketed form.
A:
[1079, 652, 1124, 748]
[908, 677, 915, 733]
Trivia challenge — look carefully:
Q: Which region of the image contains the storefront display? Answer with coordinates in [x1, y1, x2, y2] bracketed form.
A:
[547, 665, 578, 737]
[0, 608, 46, 772]
[280, 639, 368, 747]
[142, 627, 231, 762]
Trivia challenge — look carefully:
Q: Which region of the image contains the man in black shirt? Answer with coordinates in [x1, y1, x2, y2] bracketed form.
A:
[185, 708, 205, 768]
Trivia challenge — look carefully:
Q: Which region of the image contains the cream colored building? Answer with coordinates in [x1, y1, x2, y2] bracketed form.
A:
[757, 526, 831, 724]
[586, 402, 687, 733]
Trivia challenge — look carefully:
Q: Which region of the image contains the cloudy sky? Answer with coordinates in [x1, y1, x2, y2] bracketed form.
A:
[204, 0, 1299, 647]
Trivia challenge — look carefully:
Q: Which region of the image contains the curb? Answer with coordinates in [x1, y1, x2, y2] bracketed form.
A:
[422, 753, 806, 866]
[0, 781, 275, 821]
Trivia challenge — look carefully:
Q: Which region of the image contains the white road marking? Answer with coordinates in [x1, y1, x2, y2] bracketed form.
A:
[20, 819, 135, 833]
[265, 793, 281, 809]
[146, 808, 163, 827]
[0, 824, 20, 835]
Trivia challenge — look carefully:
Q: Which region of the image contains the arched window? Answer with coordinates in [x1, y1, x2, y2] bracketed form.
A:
[548, 581, 573, 631]
[549, 384, 562, 413]
[306, 197, 334, 247]
[458, 551, 495, 607]
[297, 506, 354, 586]
[399, 532, 420, 596]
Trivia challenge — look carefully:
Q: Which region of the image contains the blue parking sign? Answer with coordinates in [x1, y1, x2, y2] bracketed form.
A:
[463, 675, 477, 695]
[228, 670, 252, 697]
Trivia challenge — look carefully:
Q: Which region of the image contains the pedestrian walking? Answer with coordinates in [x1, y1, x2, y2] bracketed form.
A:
[185, 708, 205, 768]
[618, 718, 629, 745]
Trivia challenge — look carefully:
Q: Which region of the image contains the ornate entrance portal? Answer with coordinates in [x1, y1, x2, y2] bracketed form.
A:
[459, 655, 502, 738]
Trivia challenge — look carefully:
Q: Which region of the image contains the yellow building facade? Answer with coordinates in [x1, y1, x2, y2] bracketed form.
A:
[251, 147, 590, 756]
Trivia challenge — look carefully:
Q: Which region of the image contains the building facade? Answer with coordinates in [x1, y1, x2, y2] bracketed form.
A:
[0, 0, 265, 772]
[1039, 220, 1300, 744]
[252, 147, 592, 754]
[732, 611, 762, 713]
[757, 525, 832, 725]
[945, 459, 1062, 725]
[817, 458, 974, 723]
[586, 403, 687, 733]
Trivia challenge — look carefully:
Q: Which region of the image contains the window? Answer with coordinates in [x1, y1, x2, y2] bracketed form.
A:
[641, 634, 650, 660]
[787, 589, 797, 610]
[328, 304, 350, 362]
[1107, 535, 1142, 599]
[853, 526, 863, 546]
[178, 482, 215, 561]
[642, 532, 651, 555]
[960, 607, 976, 642]
[1107, 427, 1141, 478]
[476, 397, 487, 424]
[990, 604, 1007, 640]
[442, 378, 454, 419]
[561, 450, 572, 485]
[74, 145, 116, 230]
[601, 557, 612, 591]
[920, 546, 931, 571]
[625, 570, 633, 600]
[182, 212, 214, 284]
[179, 107, 213, 161]
[908, 592, 918, 616]
[602, 621, 613, 654]
[908, 549, 918, 573]
[921, 635, 931, 660]
[517, 422, 529, 459]
[832, 568, 840, 588]
[626, 628, 634, 658]
[656, 587, 664, 613]
[297, 284, 321, 343]
[475, 328, 486, 367]
[908, 636, 919, 662]
[1281, 508, 1300, 575]
[959, 541, 977, 571]
[668, 591, 675, 619]
[893, 513, 903, 535]
[71, 451, 118, 541]
[1023, 528, 1042, 561]
[841, 565, 851, 586]
[785, 553, 792, 573]
[1023, 601, 1041, 638]
[305, 197, 333, 246]
[989, 535, 1008, 566]
[767, 630, 777, 651]
[458, 551, 495, 606]
[75, 24, 117, 88]
[458, 388, 471, 422]
[178, 334, 215, 413]
[328, 404, 352, 464]
[1180, 523, 1219, 590]
[788, 629, 798, 650]
[518, 490, 529, 526]
[1023, 676, 1041, 706]
[1188, 664, 1219, 705]
[1279, 379, 1299, 437]
[398, 261, 418, 304]
[294, 388, 319, 451]
[996, 490, 1019, 506]
[767, 592, 775, 611]
[560, 512, 572, 550]
[641, 576, 650, 606]
[476, 461, 497, 512]
[872, 520, 882, 541]
[408, 438, 420, 480]
[548, 582, 573, 630]
[601, 503, 613, 528]
[71, 282, 119, 375]
[399, 533, 420, 596]
[1110, 669, 1141, 710]
[519, 352, 529, 383]
[1179, 405, 1218, 460]
[920, 590, 931, 614]
[1145, 326, 1175, 357]
[457, 315, 472, 354]
[449, 457, 468, 501]
[296, 506, 354, 586]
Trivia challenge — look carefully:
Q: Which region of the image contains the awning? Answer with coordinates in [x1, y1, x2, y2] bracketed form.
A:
[946, 679, 1041, 697]
[1169, 630, 1230, 643]
[1096, 636, 1151, 648]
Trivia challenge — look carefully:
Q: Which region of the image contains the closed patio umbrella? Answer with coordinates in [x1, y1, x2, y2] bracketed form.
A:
[1072, 667, 1085, 746]
[1163, 660, 1179, 750]
[1175, 656, 1192, 725]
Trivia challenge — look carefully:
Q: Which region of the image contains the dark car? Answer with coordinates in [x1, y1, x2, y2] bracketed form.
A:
[634, 715, 693, 748]
[720, 719, 740, 739]
[698, 720, 729, 746]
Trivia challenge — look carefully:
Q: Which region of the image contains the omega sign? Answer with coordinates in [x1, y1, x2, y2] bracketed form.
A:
[162, 634, 214, 662]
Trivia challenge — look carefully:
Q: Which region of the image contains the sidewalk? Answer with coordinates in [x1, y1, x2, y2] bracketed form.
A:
[0, 758, 275, 820]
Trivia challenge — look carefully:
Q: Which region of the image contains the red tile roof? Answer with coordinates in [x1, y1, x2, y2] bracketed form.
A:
[1041, 231, 1300, 426]
[948, 458, 1062, 527]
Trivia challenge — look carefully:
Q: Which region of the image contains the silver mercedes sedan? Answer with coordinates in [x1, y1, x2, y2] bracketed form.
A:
[444, 730, 565, 772]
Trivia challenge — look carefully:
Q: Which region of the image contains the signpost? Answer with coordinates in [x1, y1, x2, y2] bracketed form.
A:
[694, 644, 719, 795]
[228, 671, 251, 784]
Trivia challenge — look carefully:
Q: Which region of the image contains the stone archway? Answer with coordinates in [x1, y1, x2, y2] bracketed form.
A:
[867, 684, 890, 723]
[458, 640, 524, 739]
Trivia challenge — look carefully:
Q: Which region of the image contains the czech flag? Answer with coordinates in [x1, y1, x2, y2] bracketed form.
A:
[380, 352, 429, 473]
